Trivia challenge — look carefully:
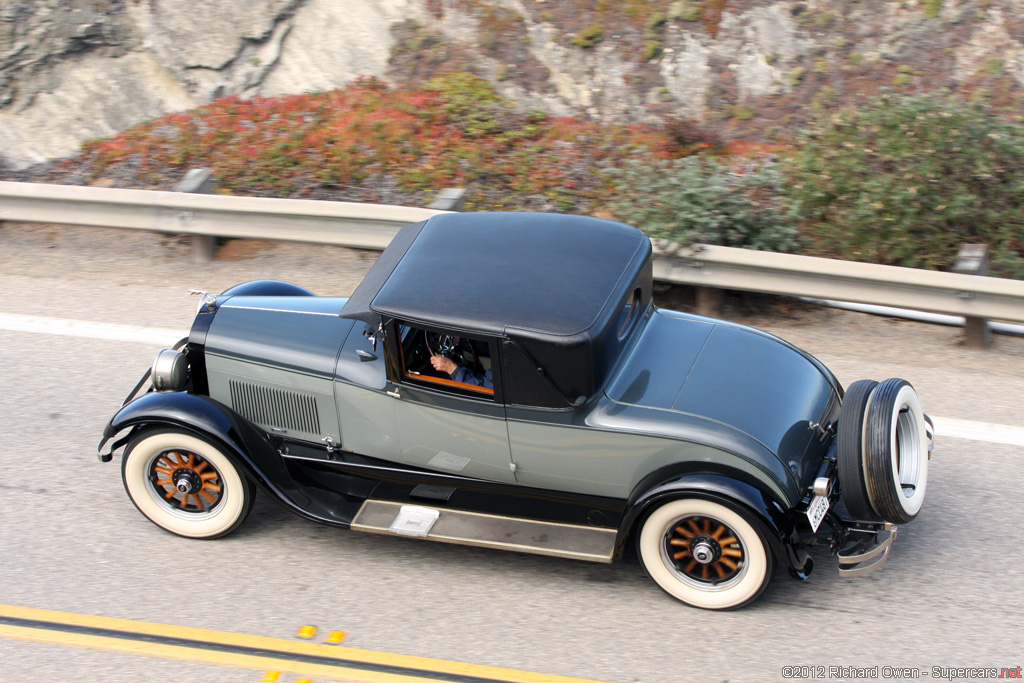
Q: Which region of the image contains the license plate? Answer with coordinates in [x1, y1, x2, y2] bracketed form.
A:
[806, 495, 830, 533]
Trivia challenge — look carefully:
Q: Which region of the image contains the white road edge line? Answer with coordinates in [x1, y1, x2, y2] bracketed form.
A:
[0, 312, 184, 346]
[2, 312, 1021, 447]
[928, 416, 1024, 447]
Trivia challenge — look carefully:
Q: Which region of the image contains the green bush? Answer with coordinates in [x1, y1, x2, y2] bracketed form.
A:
[727, 104, 758, 120]
[602, 156, 801, 252]
[642, 40, 663, 61]
[922, 0, 942, 18]
[645, 12, 667, 38]
[669, 1, 701, 22]
[784, 91, 1024, 277]
[424, 73, 512, 138]
[570, 26, 605, 48]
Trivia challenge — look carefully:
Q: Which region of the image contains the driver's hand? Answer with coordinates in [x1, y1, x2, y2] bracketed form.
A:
[430, 354, 458, 375]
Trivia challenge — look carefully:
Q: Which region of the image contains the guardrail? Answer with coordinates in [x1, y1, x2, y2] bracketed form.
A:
[652, 244, 1024, 325]
[0, 180, 444, 251]
[3, 180, 1023, 341]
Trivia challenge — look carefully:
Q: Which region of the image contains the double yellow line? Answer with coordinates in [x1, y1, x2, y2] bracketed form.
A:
[0, 604, 607, 683]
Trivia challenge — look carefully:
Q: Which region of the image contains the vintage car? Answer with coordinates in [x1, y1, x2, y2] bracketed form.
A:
[98, 212, 932, 610]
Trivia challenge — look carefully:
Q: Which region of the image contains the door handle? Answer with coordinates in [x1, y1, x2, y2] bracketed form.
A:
[386, 387, 401, 399]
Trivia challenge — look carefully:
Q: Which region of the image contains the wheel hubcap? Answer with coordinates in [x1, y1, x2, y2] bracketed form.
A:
[690, 538, 718, 564]
[148, 449, 224, 514]
[172, 468, 201, 494]
[663, 515, 746, 588]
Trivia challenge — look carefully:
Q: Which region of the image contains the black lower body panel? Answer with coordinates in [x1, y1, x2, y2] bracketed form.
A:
[278, 440, 626, 532]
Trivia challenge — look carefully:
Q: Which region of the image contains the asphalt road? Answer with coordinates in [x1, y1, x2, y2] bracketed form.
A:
[1, 224, 1023, 683]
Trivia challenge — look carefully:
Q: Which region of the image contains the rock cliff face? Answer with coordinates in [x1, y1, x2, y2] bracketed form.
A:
[1, 0, 1022, 169]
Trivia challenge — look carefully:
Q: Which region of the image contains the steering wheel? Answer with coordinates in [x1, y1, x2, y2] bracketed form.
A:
[425, 331, 458, 360]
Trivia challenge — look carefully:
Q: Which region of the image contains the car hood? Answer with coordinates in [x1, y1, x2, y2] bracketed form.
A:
[605, 309, 838, 472]
[203, 295, 354, 378]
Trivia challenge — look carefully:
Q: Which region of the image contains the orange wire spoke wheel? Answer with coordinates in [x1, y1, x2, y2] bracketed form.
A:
[148, 449, 224, 515]
[639, 498, 769, 608]
[123, 429, 255, 539]
[663, 515, 746, 588]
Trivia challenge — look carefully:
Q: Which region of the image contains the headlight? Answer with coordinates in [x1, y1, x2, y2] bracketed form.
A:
[152, 349, 189, 392]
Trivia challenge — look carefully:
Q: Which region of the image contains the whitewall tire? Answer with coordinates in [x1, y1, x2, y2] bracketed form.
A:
[863, 379, 928, 524]
[638, 498, 772, 610]
[122, 429, 254, 539]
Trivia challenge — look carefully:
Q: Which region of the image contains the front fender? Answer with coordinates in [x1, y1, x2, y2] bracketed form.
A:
[98, 391, 287, 486]
[98, 391, 367, 527]
[97, 391, 327, 521]
[98, 391, 256, 464]
[619, 472, 812, 579]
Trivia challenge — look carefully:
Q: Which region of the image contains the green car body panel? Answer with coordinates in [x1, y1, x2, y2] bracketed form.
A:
[199, 291, 838, 509]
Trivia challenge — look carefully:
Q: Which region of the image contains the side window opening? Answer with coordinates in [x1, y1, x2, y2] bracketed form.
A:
[396, 324, 494, 399]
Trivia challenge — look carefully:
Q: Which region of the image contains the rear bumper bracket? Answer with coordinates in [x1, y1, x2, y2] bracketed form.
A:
[837, 522, 898, 577]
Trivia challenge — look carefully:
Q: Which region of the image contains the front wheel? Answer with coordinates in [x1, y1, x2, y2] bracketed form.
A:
[121, 428, 255, 539]
[638, 498, 772, 610]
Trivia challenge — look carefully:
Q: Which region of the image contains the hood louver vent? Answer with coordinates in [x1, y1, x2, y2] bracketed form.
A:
[228, 379, 320, 436]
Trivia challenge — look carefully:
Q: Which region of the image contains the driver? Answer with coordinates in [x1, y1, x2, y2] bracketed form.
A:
[430, 338, 493, 389]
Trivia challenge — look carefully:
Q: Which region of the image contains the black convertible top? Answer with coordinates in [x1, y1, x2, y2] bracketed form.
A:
[341, 212, 651, 337]
[341, 212, 653, 407]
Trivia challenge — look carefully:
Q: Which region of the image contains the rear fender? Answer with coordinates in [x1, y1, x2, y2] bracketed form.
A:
[620, 471, 813, 579]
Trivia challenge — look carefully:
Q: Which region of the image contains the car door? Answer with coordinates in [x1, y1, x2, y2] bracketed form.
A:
[385, 322, 516, 483]
[334, 320, 403, 463]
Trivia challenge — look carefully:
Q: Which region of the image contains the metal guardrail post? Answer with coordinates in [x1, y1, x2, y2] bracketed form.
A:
[429, 188, 466, 212]
[953, 244, 991, 349]
[695, 287, 722, 317]
[174, 169, 216, 262]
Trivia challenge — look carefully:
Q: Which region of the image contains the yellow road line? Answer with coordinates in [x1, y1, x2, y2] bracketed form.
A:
[0, 623, 426, 683]
[0, 604, 609, 683]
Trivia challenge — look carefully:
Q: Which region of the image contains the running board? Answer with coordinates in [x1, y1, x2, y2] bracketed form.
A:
[350, 500, 617, 563]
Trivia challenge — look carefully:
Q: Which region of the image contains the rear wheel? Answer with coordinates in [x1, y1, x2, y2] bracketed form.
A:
[121, 429, 254, 539]
[638, 498, 772, 610]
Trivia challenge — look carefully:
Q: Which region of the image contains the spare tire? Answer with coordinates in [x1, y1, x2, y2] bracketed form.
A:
[837, 379, 880, 521]
[863, 378, 928, 524]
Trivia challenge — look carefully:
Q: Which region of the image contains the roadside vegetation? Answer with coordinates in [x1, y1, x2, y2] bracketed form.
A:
[603, 156, 801, 254]
[68, 74, 691, 215]
[785, 90, 1024, 278]
[45, 76, 1024, 279]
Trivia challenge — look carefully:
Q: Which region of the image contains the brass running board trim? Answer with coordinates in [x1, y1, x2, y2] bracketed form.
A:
[351, 500, 617, 563]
